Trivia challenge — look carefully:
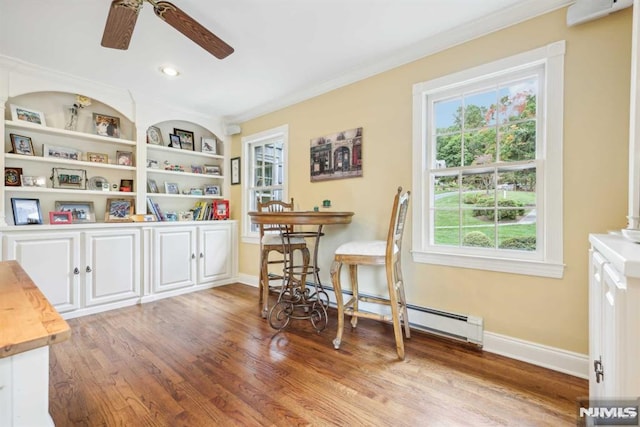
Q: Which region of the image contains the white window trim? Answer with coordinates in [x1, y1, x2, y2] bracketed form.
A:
[240, 124, 289, 244]
[411, 41, 565, 278]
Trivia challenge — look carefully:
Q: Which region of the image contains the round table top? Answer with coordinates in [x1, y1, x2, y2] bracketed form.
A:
[248, 210, 354, 225]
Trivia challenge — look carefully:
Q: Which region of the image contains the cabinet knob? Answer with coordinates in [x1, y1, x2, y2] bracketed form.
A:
[594, 357, 604, 383]
[86, 266, 92, 273]
[200, 253, 204, 258]
[191, 253, 196, 260]
[73, 267, 80, 275]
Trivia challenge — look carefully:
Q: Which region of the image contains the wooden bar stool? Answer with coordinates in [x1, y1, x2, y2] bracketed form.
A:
[257, 198, 309, 318]
[331, 187, 411, 359]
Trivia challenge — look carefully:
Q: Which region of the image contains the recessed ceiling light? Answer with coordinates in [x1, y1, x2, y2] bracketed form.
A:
[160, 66, 179, 77]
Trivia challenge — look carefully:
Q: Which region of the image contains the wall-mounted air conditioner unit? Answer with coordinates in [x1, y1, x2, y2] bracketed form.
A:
[566, 0, 633, 27]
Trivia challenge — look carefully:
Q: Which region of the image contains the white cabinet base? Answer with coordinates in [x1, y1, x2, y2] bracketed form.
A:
[0, 346, 54, 427]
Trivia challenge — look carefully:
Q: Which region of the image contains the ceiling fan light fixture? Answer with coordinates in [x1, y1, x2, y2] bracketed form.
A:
[159, 66, 179, 77]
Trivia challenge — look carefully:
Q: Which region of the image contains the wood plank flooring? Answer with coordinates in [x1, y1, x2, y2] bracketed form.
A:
[49, 284, 587, 426]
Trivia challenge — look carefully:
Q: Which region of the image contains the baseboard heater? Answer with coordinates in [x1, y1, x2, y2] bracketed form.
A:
[319, 284, 484, 346]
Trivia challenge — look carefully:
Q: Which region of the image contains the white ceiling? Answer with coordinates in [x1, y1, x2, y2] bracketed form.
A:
[0, 0, 569, 124]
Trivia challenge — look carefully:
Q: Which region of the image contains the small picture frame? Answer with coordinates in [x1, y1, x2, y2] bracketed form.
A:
[174, 128, 195, 151]
[5, 167, 23, 186]
[201, 137, 217, 154]
[105, 198, 134, 222]
[43, 144, 82, 161]
[204, 165, 221, 176]
[231, 157, 241, 185]
[204, 184, 221, 196]
[93, 113, 121, 138]
[164, 182, 179, 194]
[21, 175, 47, 187]
[169, 133, 182, 149]
[52, 167, 87, 190]
[146, 126, 163, 145]
[179, 211, 194, 221]
[120, 179, 133, 192]
[10, 105, 46, 126]
[147, 178, 159, 193]
[116, 151, 133, 166]
[87, 152, 109, 163]
[213, 199, 230, 220]
[190, 188, 204, 196]
[55, 201, 96, 223]
[10, 134, 35, 156]
[191, 165, 203, 174]
[11, 198, 43, 225]
[49, 211, 73, 225]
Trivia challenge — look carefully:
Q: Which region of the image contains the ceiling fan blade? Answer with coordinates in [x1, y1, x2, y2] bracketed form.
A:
[101, 0, 143, 50]
[152, 1, 234, 59]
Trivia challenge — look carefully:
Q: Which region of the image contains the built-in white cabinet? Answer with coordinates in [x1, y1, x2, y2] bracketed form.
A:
[2, 227, 141, 315]
[588, 234, 640, 399]
[152, 223, 235, 295]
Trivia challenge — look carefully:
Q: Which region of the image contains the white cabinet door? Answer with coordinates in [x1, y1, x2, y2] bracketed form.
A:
[153, 226, 196, 292]
[84, 229, 141, 307]
[589, 249, 606, 399]
[2, 232, 81, 312]
[198, 224, 232, 284]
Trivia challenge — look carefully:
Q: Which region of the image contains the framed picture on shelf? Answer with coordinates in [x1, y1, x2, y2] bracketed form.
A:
[191, 165, 203, 174]
[5, 167, 23, 186]
[93, 113, 120, 138]
[146, 126, 163, 145]
[105, 198, 134, 222]
[120, 179, 133, 192]
[49, 211, 73, 225]
[201, 137, 217, 154]
[179, 211, 194, 221]
[168, 133, 181, 149]
[204, 184, 220, 196]
[55, 201, 96, 223]
[10, 134, 35, 156]
[11, 198, 43, 225]
[87, 152, 109, 163]
[116, 150, 133, 166]
[21, 175, 46, 187]
[231, 156, 241, 185]
[147, 178, 159, 193]
[190, 188, 204, 196]
[204, 165, 221, 175]
[52, 167, 87, 190]
[174, 128, 195, 151]
[164, 182, 179, 194]
[10, 105, 46, 126]
[213, 199, 230, 220]
[43, 144, 81, 160]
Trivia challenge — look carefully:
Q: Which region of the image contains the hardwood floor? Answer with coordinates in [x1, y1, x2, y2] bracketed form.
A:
[49, 284, 587, 426]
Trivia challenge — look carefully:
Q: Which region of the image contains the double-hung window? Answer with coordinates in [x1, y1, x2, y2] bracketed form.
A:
[411, 41, 565, 278]
[241, 125, 288, 243]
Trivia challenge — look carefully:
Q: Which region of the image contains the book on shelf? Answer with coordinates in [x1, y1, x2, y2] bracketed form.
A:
[147, 197, 165, 221]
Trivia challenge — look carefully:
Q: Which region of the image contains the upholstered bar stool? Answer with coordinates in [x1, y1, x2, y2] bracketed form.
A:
[331, 187, 411, 359]
[257, 198, 309, 318]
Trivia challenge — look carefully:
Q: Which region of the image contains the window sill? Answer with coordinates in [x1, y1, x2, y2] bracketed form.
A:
[411, 250, 565, 278]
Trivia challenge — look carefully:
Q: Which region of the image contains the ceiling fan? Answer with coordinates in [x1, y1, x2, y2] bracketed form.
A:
[101, 0, 234, 60]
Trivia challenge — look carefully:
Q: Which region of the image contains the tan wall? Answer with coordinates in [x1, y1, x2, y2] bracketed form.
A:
[229, 7, 632, 354]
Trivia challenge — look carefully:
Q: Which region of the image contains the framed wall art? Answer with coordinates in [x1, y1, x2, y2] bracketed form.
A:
[204, 165, 221, 176]
[21, 175, 46, 187]
[213, 199, 229, 220]
[10, 105, 46, 126]
[201, 137, 217, 154]
[169, 133, 181, 149]
[147, 126, 163, 145]
[116, 151, 133, 166]
[204, 185, 221, 196]
[164, 182, 179, 194]
[310, 126, 363, 182]
[87, 152, 109, 163]
[230, 157, 240, 185]
[43, 144, 82, 161]
[10, 134, 35, 156]
[49, 211, 73, 225]
[11, 198, 43, 225]
[52, 168, 87, 190]
[93, 113, 120, 138]
[105, 198, 134, 222]
[174, 128, 195, 151]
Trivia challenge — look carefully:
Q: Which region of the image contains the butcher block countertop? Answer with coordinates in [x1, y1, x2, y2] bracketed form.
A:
[0, 260, 70, 358]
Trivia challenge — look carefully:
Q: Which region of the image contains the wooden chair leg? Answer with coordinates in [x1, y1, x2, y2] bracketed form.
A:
[395, 260, 410, 339]
[349, 264, 359, 329]
[331, 260, 344, 350]
[260, 249, 270, 318]
[386, 262, 405, 360]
